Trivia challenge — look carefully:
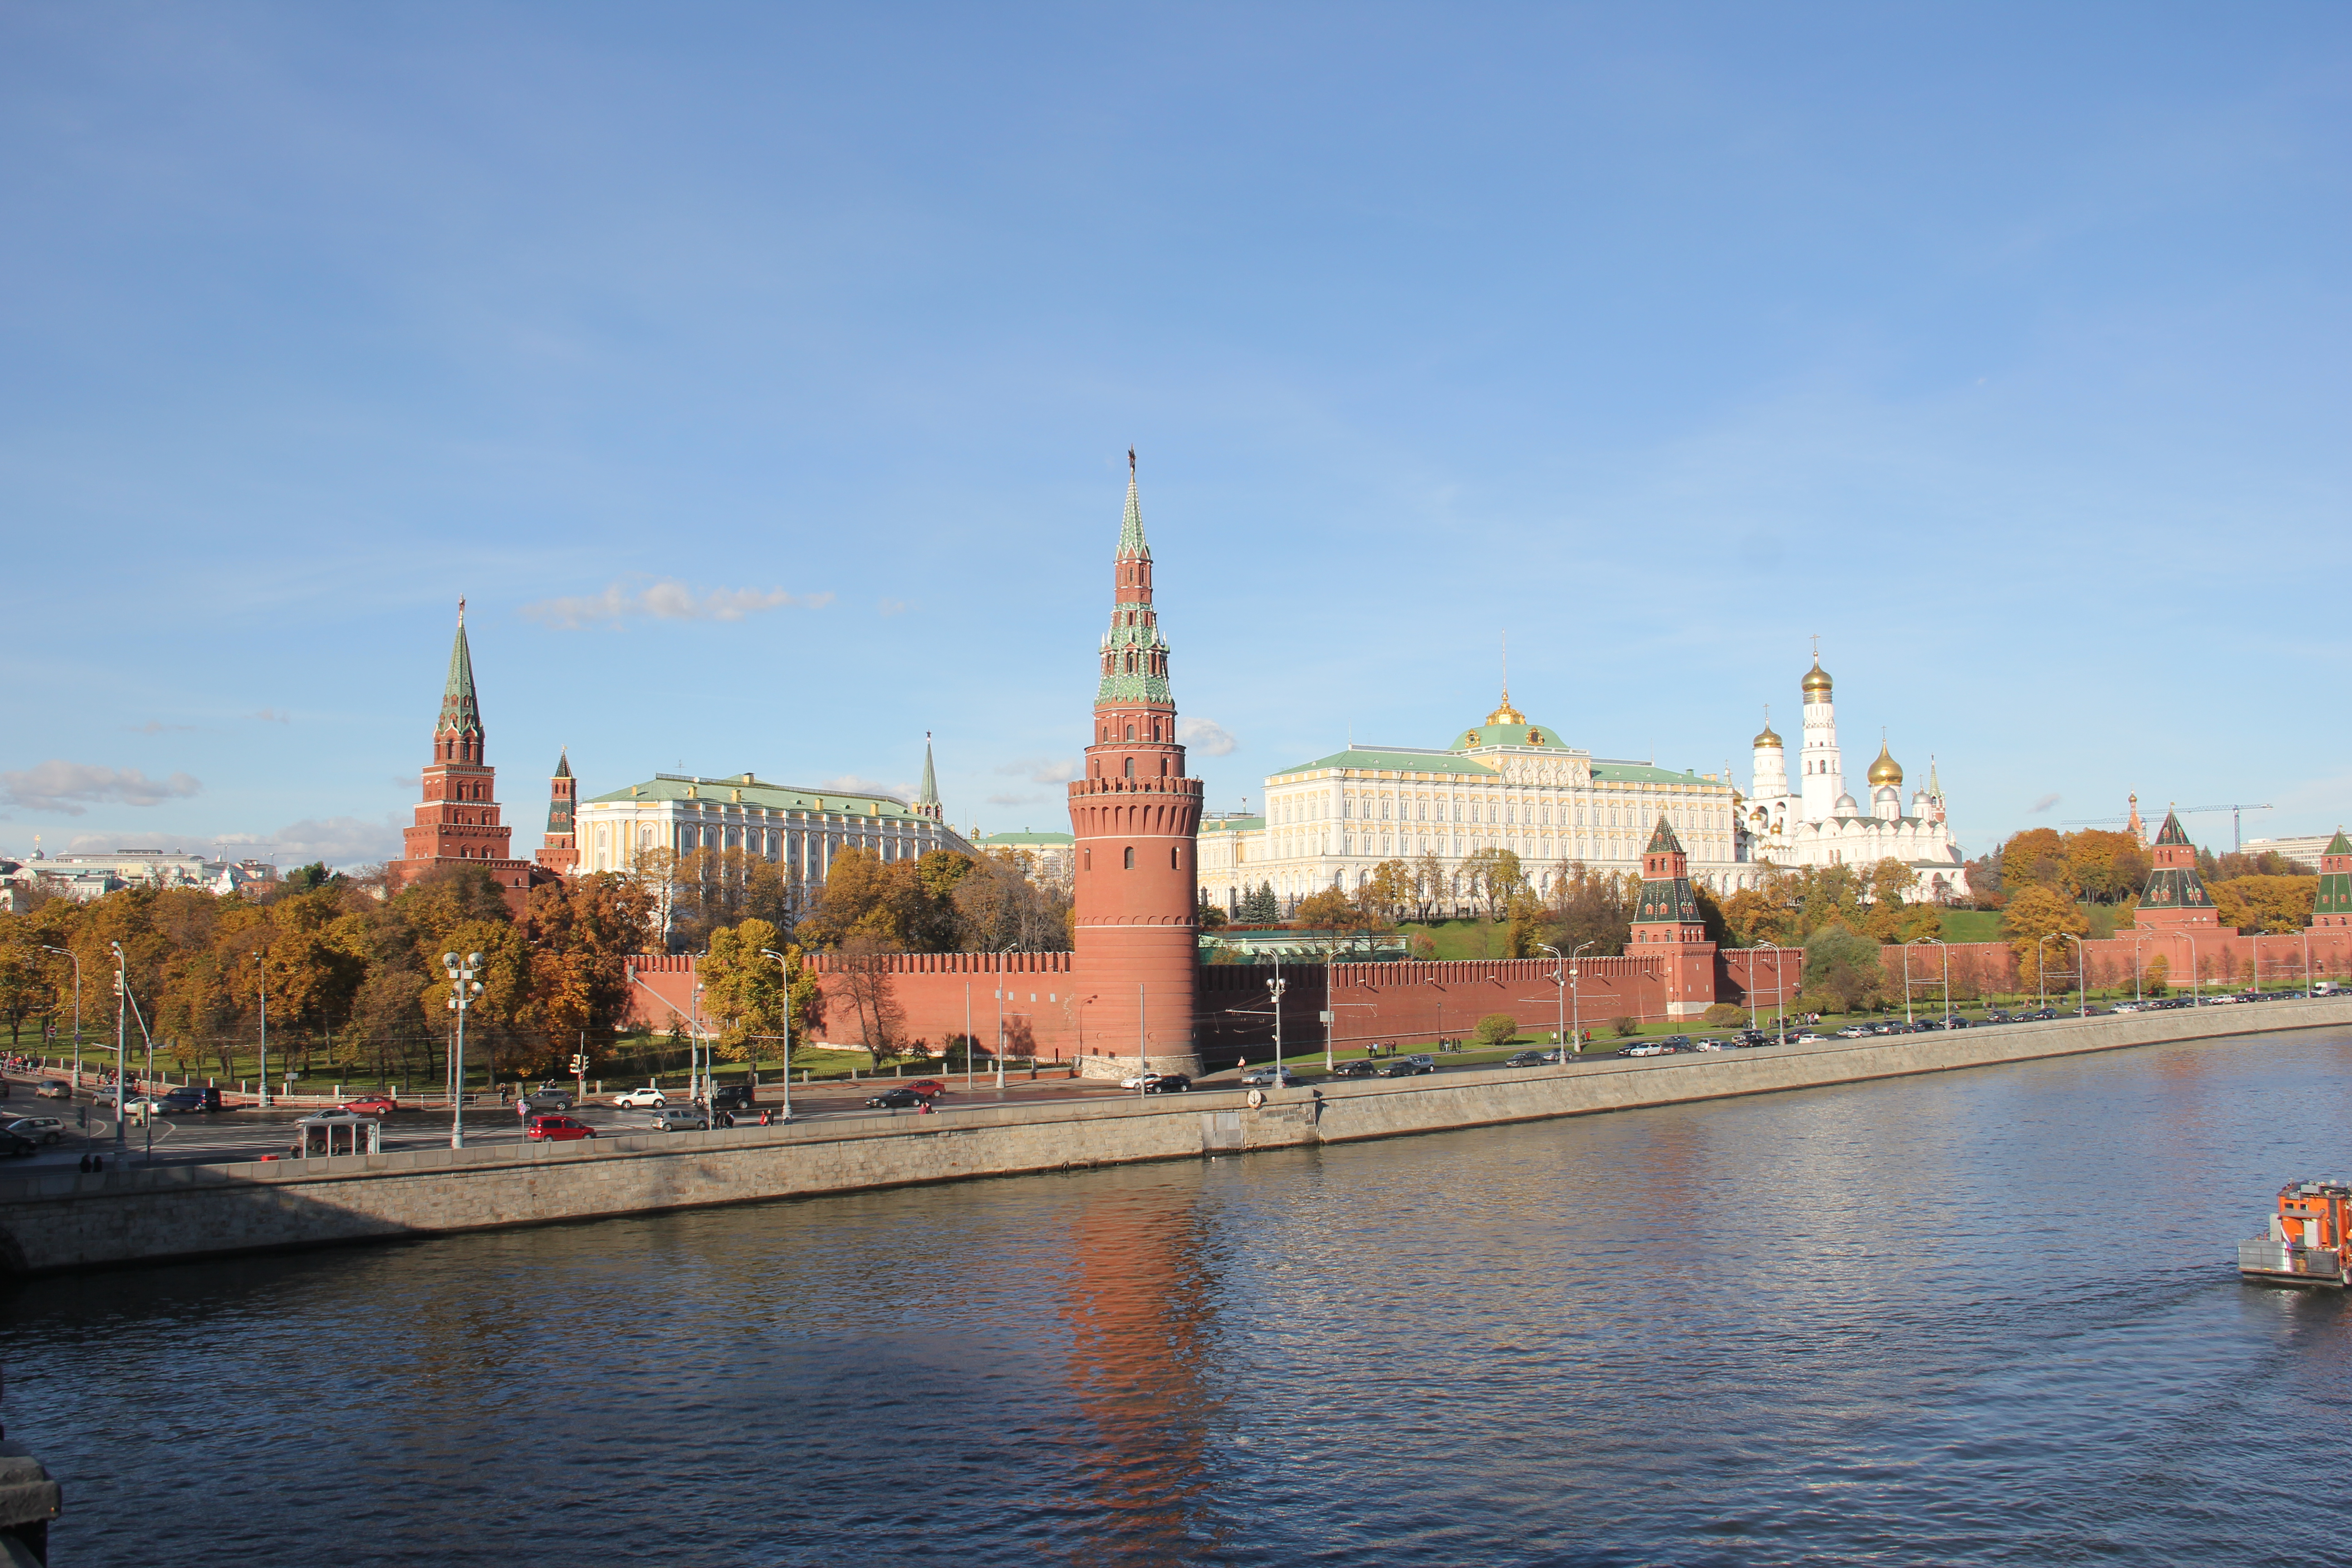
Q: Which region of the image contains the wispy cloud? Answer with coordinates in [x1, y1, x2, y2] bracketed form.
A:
[522, 578, 835, 630]
[2029, 794, 2061, 814]
[249, 708, 291, 724]
[126, 721, 198, 735]
[1, 761, 203, 816]
[1179, 717, 1237, 756]
[259, 815, 406, 867]
[878, 598, 910, 617]
[817, 774, 914, 801]
[986, 792, 1042, 807]
[997, 756, 1081, 784]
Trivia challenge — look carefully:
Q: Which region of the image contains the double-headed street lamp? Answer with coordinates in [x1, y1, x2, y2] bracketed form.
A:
[251, 950, 271, 1108]
[1536, 941, 1594, 1061]
[1904, 937, 1949, 1025]
[39, 946, 79, 1081]
[108, 941, 129, 1151]
[1756, 940, 1787, 1039]
[756, 948, 797, 1123]
[442, 951, 483, 1149]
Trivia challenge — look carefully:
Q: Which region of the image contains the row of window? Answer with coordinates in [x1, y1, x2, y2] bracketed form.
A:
[1274, 796, 1729, 832]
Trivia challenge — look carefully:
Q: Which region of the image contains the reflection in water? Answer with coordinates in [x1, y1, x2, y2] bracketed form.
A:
[4, 1029, 2351, 1566]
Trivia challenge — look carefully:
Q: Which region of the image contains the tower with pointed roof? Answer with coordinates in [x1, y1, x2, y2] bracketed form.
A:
[1068, 451, 1205, 1077]
[2311, 829, 2352, 929]
[537, 750, 580, 875]
[2131, 808, 2228, 933]
[384, 602, 546, 913]
[913, 733, 943, 823]
[1631, 813, 1718, 1016]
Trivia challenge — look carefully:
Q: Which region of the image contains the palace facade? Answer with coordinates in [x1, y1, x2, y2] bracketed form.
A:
[1197, 692, 1753, 916]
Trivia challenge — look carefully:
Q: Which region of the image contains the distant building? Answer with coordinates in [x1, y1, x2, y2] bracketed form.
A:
[2241, 835, 2332, 872]
[975, 829, 1076, 886]
[574, 771, 973, 892]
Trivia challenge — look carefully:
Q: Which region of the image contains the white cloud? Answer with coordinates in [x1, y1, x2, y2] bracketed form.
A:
[986, 792, 1042, 807]
[125, 721, 198, 735]
[2029, 794, 2061, 814]
[522, 578, 835, 630]
[1179, 717, 1237, 756]
[996, 756, 1081, 784]
[1, 761, 203, 816]
[817, 774, 916, 802]
[263, 815, 407, 867]
[249, 708, 292, 724]
[878, 598, 910, 616]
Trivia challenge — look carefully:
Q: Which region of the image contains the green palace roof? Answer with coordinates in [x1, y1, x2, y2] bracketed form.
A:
[978, 829, 1076, 846]
[584, 774, 929, 820]
[1200, 816, 1266, 833]
[1271, 747, 1497, 777]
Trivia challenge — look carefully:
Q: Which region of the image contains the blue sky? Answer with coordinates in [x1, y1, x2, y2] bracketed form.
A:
[3, 4, 2346, 868]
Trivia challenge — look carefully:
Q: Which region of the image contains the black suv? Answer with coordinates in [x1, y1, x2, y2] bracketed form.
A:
[710, 1084, 757, 1111]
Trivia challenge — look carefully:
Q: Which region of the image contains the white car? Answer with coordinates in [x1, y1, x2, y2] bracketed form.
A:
[611, 1087, 668, 1109]
[4, 1117, 66, 1145]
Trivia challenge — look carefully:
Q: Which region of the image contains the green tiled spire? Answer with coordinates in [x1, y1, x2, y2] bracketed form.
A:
[916, 733, 940, 813]
[553, 748, 571, 780]
[2314, 827, 2352, 922]
[439, 600, 482, 737]
[1645, 815, 1686, 856]
[1098, 451, 1172, 705]
[1634, 812, 1704, 928]
[2153, 809, 2193, 848]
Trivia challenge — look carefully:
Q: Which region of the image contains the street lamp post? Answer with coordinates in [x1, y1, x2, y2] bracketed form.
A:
[2036, 934, 2055, 1013]
[2182, 929, 2202, 1006]
[1537, 944, 1568, 1058]
[252, 951, 270, 1109]
[442, 951, 482, 1149]
[2062, 933, 2087, 1017]
[39, 946, 79, 1083]
[108, 941, 128, 1151]
[756, 948, 796, 1123]
[1266, 970, 1289, 1087]
[1904, 938, 1948, 1025]
[1757, 941, 1785, 1039]
[996, 945, 1017, 1093]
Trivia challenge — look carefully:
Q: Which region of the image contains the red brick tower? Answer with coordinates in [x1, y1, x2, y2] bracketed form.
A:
[2131, 808, 2229, 933]
[1630, 813, 1718, 1019]
[536, 749, 580, 875]
[383, 601, 543, 914]
[1068, 452, 1205, 1078]
[2313, 828, 2352, 930]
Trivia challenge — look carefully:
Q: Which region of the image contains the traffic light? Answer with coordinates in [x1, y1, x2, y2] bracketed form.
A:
[568, 1054, 586, 1074]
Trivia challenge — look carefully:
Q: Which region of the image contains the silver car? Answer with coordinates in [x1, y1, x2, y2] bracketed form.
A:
[645, 1106, 710, 1133]
[3, 1117, 65, 1146]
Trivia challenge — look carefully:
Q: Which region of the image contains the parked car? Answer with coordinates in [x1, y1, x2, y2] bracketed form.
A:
[710, 1083, 758, 1111]
[519, 1087, 574, 1112]
[1376, 1058, 1434, 1077]
[1140, 1073, 1192, 1095]
[1502, 1050, 1548, 1068]
[611, 1087, 668, 1109]
[1620, 1041, 1671, 1057]
[1330, 1059, 1382, 1079]
[864, 1087, 931, 1109]
[646, 1105, 710, 1132]
[4, 1117, 66, 1146]
[337, 1094, 396, 1115]
[1236, 1066, 1304, 1088]
[1690, 1039, 1727, 1052]
[34, 1081, 72, 1100]
[526, 1114, 597, 1142]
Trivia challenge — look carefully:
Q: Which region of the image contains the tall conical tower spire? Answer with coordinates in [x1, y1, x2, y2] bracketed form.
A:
[914, 732, 942, 821]
[438, 598, 483, 754]
[1099, 450, 1171, 703]
[1118, 446, 1149, 561]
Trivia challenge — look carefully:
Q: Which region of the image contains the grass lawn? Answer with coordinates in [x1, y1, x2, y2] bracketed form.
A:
[1400, 918, 1516, 960]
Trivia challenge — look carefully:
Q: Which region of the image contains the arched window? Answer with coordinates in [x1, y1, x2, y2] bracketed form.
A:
[1159, 757, 1168, 775]
[1083, 848, 1092, 870]
[1171, 846, 1180, 870]
[1125, 757, 1135, 779]
[1123, 846, 1135, 869]
[1126, 724, 1136, 740]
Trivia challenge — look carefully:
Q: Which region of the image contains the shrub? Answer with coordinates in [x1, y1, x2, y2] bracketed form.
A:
[1472, 1012, 1520, 1048]
[1612, 1015, 1640, 1038]
[1701, 1003, 1748, 1028]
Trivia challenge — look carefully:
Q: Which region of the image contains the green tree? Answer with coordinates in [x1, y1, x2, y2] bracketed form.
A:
[1471, 1012, 1520, 1047]
[1800, 922, 1886, 1014]
[700, 918, 791, 1063]
[1460, 848, 1524, 920]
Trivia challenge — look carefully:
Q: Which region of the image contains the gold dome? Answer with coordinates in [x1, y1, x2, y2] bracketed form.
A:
[1801, 659, 1833, 700]
[1867, 741, 1902, 788]
[1484, 690, 1526, 726]
[1753, 721, 1783, 749]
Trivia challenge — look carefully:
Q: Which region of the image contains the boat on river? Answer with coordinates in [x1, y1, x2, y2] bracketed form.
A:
[2238, 1179, 2348, 1286]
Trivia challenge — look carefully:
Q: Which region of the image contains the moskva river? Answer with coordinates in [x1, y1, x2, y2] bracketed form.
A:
[8, 1029, 2349, 1566]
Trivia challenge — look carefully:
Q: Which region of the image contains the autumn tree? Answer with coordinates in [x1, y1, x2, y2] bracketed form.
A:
[2212, 875, 2316, 935]
[1362, 860, 1415, 924]
[834, 931, 907, 1069]
[2000, 883, 2091, 995]
[699, 918, 796, 1063]
[1460, 848, 1525, 921]
[1411, 852, 1447, 921]
[1798, 922, 1886, 1014]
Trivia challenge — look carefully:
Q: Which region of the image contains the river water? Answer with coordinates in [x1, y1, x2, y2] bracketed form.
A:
[6, 1029, 2349, 1566]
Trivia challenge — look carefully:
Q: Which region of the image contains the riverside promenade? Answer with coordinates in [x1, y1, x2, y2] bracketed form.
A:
[6, 998, 2348, 1277]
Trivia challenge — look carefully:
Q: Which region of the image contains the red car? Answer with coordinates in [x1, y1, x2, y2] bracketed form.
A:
[340, 1095, 398, 1116]
[904, 1080, 948, 1098]
[526, 1114, 597, 1142]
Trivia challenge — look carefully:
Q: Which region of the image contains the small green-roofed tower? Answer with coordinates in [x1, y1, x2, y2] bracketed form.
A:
[2133, 807, 2225, 931]
[2313, 828, 2352, 928]
[1630, 813, 1718, 1018]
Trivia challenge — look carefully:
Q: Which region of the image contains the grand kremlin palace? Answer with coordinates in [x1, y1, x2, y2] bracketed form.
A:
[1197, 692, 1753, 914]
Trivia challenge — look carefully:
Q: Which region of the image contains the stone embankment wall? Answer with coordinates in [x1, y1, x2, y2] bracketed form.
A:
[4, 999, 2347, 1279]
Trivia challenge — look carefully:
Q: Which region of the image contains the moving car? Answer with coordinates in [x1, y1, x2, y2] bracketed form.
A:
[1620, 1041, 1671, 1057]
[35, 1081, 72, 1100]
[864, 1087, 933, 1109]
[1502, 1050, 1549, 1068]
[338, 1094, 397, 1116]
[611, 1087, 668, 1110]
[646, 1106, 710, 1132]
[902, 1080, 947, 1097]
[0, 1131, 35, 1159]
[3, 1117, 66, 1146]
[519, 1086, 574, 1112]
[526, 1114, 598, 1142]
[1329, 1060, 1382, 1079]
[1140, 1073, 1192, 1094]
[710, 1083, 758, 1111]
[1236, 1066, 1304, 1088]
[1376, 1058, 1434, 1077]
[161, 1086, 222, 1113]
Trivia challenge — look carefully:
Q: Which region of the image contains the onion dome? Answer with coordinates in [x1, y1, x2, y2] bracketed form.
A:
[1485, 689, 1526, 726]
[1753, 720, 1783, 750]
[1867, 741, 1902, 788]
[1801, 658, 1832, 701]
